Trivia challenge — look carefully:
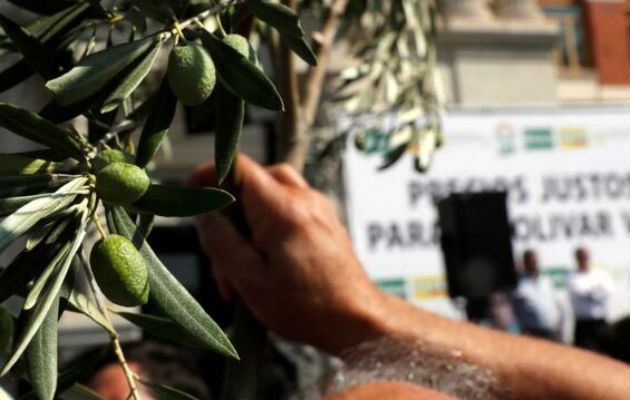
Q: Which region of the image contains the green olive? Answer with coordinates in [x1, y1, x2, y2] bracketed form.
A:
[93, 149, 135, 172]
[167, 42, 216, 106]
[95, 162, 150, 205]
[90, 234, 149, 307]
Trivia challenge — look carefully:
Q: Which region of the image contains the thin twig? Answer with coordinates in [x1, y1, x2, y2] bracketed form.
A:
[91, 214, 107, 240]
[83, 262, 143, 400]
[159, 0, 242, 40]
[112, 335, 142, 400]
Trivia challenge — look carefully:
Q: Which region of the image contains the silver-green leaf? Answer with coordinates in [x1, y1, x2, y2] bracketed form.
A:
[0, 103, 84, 160]
[106, 206, 238, 359]
[58, 384, 105, 400]
[0, 306, 14, 356]
[0, 13, 58, 79]
[139, 380, 199, 400]
[23, 241, 72, 310]
[200, 29, 284, 111]
[117, 312, 204, 348]
[131, 184, 234, 217]
[0, 174, 75, 198]
[0, 177, 86, 253]
[101, 41, 161, 113]
[135, 79, 176, 168]
[0, 154, 62, 176]
[26, 296, 59, 400]
[0, 209, 87, 376]
[246, 0, 318, 65]
[214, 84, 244, 184]
[46, 36, 156, 106]
[67, 280, 115, 335]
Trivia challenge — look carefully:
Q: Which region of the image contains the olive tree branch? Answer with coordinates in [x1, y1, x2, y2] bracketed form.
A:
[274, 0, 350, 172]
[274, 0, 303, 169]
[302, 0, 350, 127]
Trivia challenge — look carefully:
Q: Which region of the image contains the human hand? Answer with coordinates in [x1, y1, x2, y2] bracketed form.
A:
[190, 155, 384, 354]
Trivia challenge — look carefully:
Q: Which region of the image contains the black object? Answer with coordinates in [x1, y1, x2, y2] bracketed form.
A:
[437, 191, 517, 301]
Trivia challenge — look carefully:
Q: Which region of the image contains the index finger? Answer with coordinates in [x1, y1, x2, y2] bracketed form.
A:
[236, 154, 289, 227]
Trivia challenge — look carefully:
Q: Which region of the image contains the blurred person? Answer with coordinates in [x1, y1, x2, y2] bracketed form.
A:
[85, 342, 211, 400]
[512, 250, 563, 340]
[597, 316, 630, 365]
[191, 155, 629, 400]
[567, 247, 614, 350]
[488, 292, 519, 334]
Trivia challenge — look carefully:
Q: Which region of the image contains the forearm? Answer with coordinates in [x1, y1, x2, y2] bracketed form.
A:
[361, 293, 629, 400]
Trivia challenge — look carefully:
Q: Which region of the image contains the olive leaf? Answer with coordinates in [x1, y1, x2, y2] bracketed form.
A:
[131, 184, 234, 217]
[214, 84, 244, 185]
[6, 0, 77, 16]
[0, 210, 87, 376]
[0, 154, 62, 176]
[169, 0, 190, 18]
[19, 346, 111, 400]
[27, 2, 91, 45]
[23, 241, 73, 310]
[126, 8, 147, 33]
[25, 296, 59, 400]
[100, 41, 162, 113]
[136, 213, 154, 239]
[0, 103, 84, 160]
[132, 0, 176, 23]
[25, 220, 59, 251]
[0, 237, 68, 303]
[0, 60, 33, 94]
[1, 195, 58, 218]
[0, 306, 14, 356]
[0, 177, 86, 253]
[0, 14, 58, 79]
[46, 36, 156, 106]
[0, 1, 89, 94]
[278, 33, 318, 67]
[378, 142, 408, 170]
[66, 288, 115, 335]
[106, 206, 238, 359]
[0, 384, 14, 400]
[246, 0, 318, 66]
[57, 384, 104, 400]
[0, 175, 74, 198]
[200, 29, 284, 111]
[135, 79, 176, 168]
[12, 149, 68, 162]
[139, 380, 199, 400]
[117, 312, 204, 348]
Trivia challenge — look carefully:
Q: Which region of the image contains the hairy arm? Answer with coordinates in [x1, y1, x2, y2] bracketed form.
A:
[374, 293, 628, 400]
[191, 155, 630, 400]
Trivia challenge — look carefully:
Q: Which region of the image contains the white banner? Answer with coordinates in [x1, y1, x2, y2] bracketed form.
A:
[342, 106, 630, 321]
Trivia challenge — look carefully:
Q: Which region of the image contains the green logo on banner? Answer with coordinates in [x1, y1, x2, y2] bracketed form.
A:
[525, 128, 554, 150]
[376, 278, 407, 299]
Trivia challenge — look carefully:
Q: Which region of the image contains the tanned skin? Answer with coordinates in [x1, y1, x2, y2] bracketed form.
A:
[191, 155, 630, 400]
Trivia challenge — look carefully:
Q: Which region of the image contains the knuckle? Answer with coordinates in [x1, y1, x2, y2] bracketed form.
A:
[283, 198, 313, 227]
[276, 163, 295, 176]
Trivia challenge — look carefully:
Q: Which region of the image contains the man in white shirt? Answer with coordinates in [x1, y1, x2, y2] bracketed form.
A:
[513, 249, 563, 340]
[567, 247, 614, 350]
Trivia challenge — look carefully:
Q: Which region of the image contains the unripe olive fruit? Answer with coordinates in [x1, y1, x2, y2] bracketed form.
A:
[167, 42, 216, 106]
[223, 34, 257, 64]
[93, 149, 135, 172]
[90, 235, 149, 307]
[95, 162, 150, 205]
